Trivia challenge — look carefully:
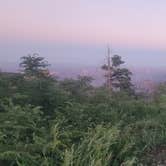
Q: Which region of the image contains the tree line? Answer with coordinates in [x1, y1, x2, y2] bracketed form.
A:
[0, 53, 166, 165]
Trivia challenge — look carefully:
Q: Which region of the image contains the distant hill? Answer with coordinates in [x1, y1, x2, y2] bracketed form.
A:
[1, 63, 166, 87]
[50, 65, 166, 85]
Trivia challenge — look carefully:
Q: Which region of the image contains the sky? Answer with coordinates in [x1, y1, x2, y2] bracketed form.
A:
[1, 0, 166, 72]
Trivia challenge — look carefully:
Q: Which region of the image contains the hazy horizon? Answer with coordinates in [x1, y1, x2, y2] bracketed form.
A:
[1, 0, 166, 73]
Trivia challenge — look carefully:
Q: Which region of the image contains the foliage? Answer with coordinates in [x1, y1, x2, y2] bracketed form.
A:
[0, 54, 166, 165]
[20, 53, 50, 78]
[60, 75, 93, 102]
[102, 54, 134, 94]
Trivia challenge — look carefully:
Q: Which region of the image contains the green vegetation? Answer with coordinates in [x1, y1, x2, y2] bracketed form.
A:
[102, 54, 134, 94]
[1, 54, 166, 165]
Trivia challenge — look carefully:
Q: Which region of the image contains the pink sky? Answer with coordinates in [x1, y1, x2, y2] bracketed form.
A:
[1, 0, 166, 70]
[1, 0, 166, 49]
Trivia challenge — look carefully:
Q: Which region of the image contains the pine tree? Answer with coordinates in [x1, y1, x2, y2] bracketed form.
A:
[20, 53, 50, 78]
[102, 54, 134, 94]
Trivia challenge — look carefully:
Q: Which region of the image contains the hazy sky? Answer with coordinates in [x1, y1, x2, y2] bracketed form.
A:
[1, 0, 166, 71]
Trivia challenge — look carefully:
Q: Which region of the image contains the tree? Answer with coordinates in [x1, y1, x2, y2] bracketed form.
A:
[60, 75, 94, 102]
[20, 53, 50, 78]
[102, 54, 134, 94]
